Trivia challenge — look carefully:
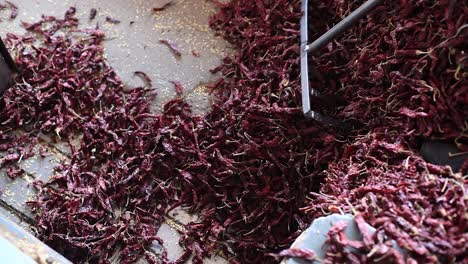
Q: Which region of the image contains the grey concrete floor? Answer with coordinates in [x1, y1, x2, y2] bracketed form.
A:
[0, 0, 231, 263]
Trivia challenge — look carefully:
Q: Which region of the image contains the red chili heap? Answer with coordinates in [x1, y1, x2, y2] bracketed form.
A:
[0, 1, 466, 264]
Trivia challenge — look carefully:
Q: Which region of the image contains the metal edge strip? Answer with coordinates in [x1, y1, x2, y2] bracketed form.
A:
[300, 0, 311, 116]
[0, 212, 72, 264]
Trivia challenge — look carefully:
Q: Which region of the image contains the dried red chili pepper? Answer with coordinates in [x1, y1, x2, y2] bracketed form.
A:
[134, 71, 153, 88]
[5, 1, 17, 19]
[191, 50, 200, 57]
[89, 8, 97, 20]
[0, 1, 16, 20]
[170, 81, 183, 95]
[105, 16, 120, 24]
[159, 39, 182, 57]
[153, 1, 173, 12]
[271, 248, 317, 262]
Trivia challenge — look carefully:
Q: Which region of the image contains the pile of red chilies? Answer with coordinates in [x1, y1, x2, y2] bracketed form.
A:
[0, 1, 466, 263]
[299, 1, 467, 263]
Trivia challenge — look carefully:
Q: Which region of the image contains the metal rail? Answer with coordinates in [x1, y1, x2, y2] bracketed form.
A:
[305, 0, 384, 54]
[300, 0, 384, 124]
[0, 212, 72, 264]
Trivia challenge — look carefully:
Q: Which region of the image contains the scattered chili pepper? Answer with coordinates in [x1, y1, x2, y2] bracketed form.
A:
[159, 39, 182, 57]
[153, 1, 173, 12]
[271, 248, 317, 262]
[170, 80, 183, 95]
[134, 71, 153, 88]
[0, 1, 17, 20]
[6, 166, 23, 178]
[89, 8, 97, 20]
[105, 16, 120, 24]
[38, 146, 49, 158]
[5, 1, 17, 19]
[191, 50, 200, 57]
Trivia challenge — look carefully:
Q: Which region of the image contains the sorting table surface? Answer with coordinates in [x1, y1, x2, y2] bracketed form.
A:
[0, 0, 231, 263]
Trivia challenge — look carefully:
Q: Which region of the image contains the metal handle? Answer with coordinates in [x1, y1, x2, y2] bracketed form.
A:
[305, 0, 384, 54]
